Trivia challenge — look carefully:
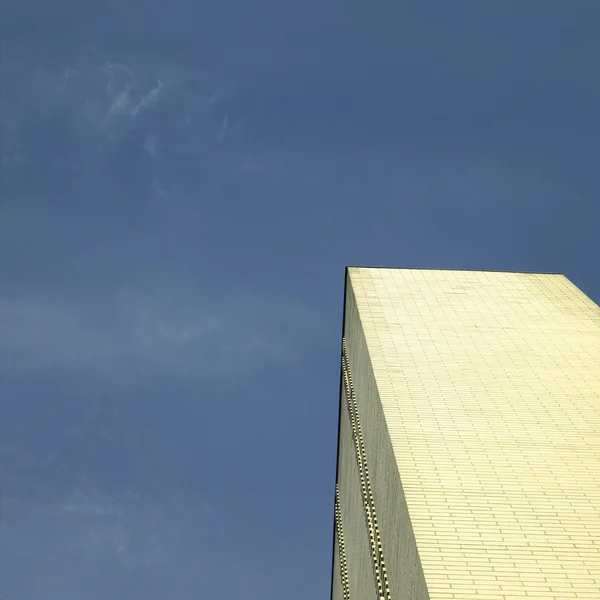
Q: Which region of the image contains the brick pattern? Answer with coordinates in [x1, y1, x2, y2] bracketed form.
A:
[348, 268, 600, 600]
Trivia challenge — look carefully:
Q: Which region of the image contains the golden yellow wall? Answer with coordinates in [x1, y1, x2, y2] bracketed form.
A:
[333, 267, 600, 599]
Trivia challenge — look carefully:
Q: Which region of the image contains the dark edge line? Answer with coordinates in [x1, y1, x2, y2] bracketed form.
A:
[345, 265, 564, 275]
[330, 267, 349, 600]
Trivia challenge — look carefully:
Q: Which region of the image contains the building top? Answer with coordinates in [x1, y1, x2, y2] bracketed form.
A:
[347, 265, 564, 275]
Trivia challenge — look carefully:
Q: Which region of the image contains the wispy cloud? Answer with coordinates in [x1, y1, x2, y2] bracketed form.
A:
[143, 133, 158, 155]
[99, 64, 165, 133]
[0, 52, 270, 200]
[0, 281, 319, 382]
[1, 476, 217, 593]
[0, 54, 229, 163]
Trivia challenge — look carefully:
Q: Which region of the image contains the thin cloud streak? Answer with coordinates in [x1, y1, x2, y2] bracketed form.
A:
[0, 284, 316, 380]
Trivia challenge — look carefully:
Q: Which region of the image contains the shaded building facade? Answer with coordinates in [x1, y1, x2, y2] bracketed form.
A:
[331, 267, 600, 600]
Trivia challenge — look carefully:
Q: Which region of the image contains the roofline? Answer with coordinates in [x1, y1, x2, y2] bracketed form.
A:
[345, 265, 565, 276]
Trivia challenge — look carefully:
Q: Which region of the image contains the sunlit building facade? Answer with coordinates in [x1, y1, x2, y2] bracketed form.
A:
[331, 267, 600, 600]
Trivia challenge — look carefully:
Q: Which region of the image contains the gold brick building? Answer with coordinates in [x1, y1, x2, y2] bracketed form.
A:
[331, 267, 600, 600]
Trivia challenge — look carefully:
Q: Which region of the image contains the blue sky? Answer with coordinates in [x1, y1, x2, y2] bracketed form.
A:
[1, 2, 600, 598]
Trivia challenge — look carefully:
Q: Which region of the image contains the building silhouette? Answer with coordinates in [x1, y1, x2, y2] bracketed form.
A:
[331, 267, 600, 600]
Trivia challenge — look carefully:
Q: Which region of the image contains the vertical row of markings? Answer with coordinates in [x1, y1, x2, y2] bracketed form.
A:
[335, 484, 351, 600]
[341, 339, 392, 600]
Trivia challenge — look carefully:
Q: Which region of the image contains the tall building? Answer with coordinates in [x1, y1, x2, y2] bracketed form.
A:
[331, 267, 600, 600]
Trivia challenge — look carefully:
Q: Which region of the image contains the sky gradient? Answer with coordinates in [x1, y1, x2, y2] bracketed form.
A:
[1, 2, 600, 598]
